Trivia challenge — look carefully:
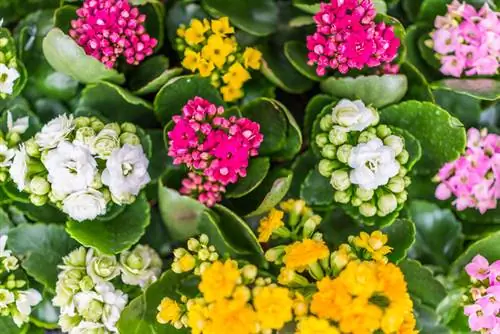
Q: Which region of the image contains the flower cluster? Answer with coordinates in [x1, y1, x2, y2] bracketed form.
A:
[429, 0, 499, 77]
[8, 114, 151, 221]
[435, 128, 499, 214]
[53, 244, 161, 333]
[176, 18, 262, 102]
[168, 97, 263, 206]
[315, 99, 411, 218]
[0, 32, 21, 98]
[306, 0, 401, 76]
[69, 0, 158, 68]
[0, 111, 29, 183]
[463, 255, 500, 333]
[0, 235, 42, 327]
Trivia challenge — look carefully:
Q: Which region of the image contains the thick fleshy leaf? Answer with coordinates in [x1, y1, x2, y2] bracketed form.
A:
[320, 75, 408, 108]
[391, 127, 422, 171]
[0, 208, 13, 234]
[66, 193, 151, 255]
[166, 2, 208, 45]
[140, 1, 165, 50]
[202, 0, 279, 37]
[433, 89, 482, 128]
[304, 94, 335, 140]
[226, 157, 271, 198]
[0, 101, 42, 141]
[270, 99, 303, 161]
[7, 224, 78, 292]
[290, 150, 318, 197]
[0, 317, 21, 334]
[42, 28, 125, 84]
[380, 101, 466, 174]
[457, 208, 500, 225]
[53, 5, 78, 32]
[300, 167, 334, 208]
[154, 75, 225, 126]
[405, 24, 440, 81]
[418, 34, 442, 70]
[451, 231, 500, 275]
[129, 56, 183, 95]
[241, 72, 276, 106]
[414, 301, 452, 334]
[402, 0, 423, 22]
[12, 202, 67, 224]
[400, 259, 447, 308]
[431, 79, 500, 101]
[284, 41, 321, 81]
[30, 297, 59, 330]
[292, 0, 320, 14]
[77, 81, 157, 128]
[400, 62, 435, 103]
[408, 200, 464, 269]
[417, 0, 449, 24]
[2, 181, 30, 203]
[384, 219, 416, 264]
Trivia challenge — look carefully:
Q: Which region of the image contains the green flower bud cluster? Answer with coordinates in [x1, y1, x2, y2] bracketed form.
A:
[0, 111, 31, 184]
[172, 234, 219, 275]
[314, 100, 413, 219]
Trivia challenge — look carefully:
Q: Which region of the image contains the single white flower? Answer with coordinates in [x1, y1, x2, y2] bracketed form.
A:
[120, 245, 162, 288]
[3, 255, 19, 271]
[348, 138, 400, 190]
[332, 99, 379, 132]
[9, 144, 29, 191]
[7, 111, 29, 135]
[94, 282, 127, 332]
[0, 235, 12, 258]
[59, 314, 82, 333]
[90, 129, 120, 159]
[102, 144, 150, 204]
[85, 248, 120, 283]
[44, 141, 97, 196]
[35, 114, 74, 149]
[62, 189, 107, 222]
[0, 288, 15, 308]
[0, 64, 20, 95]
[15, 289, 42, 316]
[0, 144, 15, 167]
[69, 321, 106, 334]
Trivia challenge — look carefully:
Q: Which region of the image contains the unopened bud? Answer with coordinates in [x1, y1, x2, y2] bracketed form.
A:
[330, 170, 350, 191]
[377, 193, 398, 216]
[265, 246, 285, 263]
[398, 166, 407, 177]
[75, 127, 96, 146]
[315, 133, 329, 148]
[318, 159, 339, 178]
[25, 138, 40, 158]
[74, 117, 91, 128]
[120, 133, 141, 146]
[187, 238, 200, 252]
[7, 132, 21, 146]
[320, 115, 333, 131]
[376, 124, 391, 138]
[329, 126, 348, 145]
[321, 144, 336, 159]
[199, 234, 209, 245]
[336, 144, 352, 163]
[387, 177, 405, 193]
[242, 264, 258, 281]
[91, 120, 105, 132]
[384, 135, 404, 155]
[30, 194, 48, 206]
[355, 187, 374, 201]
[173, 248, 187, 259]
[302, 215, 321, 239]
[358, 130, 377, 143]
[103, 123, 121, 135]
[397, 150, 409, 164]
[30, 176, 50, 195]
[359, 202, 377, 217]
[396, 190, 408, 204]
[198, 249, 210, 261]
[351, 196, 362, 207]
[121, 122, 137, 133]
[334, 190, 351, 204]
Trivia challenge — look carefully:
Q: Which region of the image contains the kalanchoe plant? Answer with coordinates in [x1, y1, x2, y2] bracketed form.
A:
[8, 114, 151, 221]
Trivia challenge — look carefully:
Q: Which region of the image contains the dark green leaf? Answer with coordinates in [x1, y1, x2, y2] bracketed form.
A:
[147, 129, 170, 183]
[384, 218, 416, 263]
[400, 259, 447, 308]
[417, 0, 450, 24]
[271, 99, 303, 161]
[405, 24, 440, 81]
[30, 297, 59, 329]
[140, 1, 165, 50]
[166, 2, 208, 45]
[391, 127, 422, 171]
[304, 94, 335, 139]
[129, 56, 183, 96]
[418, 34, 442, 70]
[433, 89, 483, 128]
[284, 41, 321, 81]
[53, 5, 78, 33]
[226, 157, 271, 198]
[13, 202, 67, 224]
[290, 150, 318, 197]
[451, 231, 500, 275]
[0, 208, 13, 234]
[400, 62, 435, 103]
[457, 207, 500, 225]
[300, 167, 334, 208]
[431, 79, 500, 101]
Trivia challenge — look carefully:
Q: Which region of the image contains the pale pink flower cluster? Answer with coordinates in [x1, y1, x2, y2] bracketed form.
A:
[167, 97, 263, 206]
[431, 0, 499, 77]
[464, 255, 500, 333]
[435, 128, 499, 214]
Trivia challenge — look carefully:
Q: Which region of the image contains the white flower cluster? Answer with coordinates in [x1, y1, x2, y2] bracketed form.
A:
[0, 111, 29, 183]
[8, 114, 151, 221]
[316, 99, 412, 218]
[53, 244, 162, 333]
[0, 31, 21, 98]
[0, 235, 42, 327]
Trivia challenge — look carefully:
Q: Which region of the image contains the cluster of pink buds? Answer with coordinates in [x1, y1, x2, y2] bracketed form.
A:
[69, 0, 158, 68]
[168, 97, 263, 207]
[435, 128, 499, 214]
[306, 0, 400, 76]
[463, 255, 500, 332]
[430, 1, 499, 77]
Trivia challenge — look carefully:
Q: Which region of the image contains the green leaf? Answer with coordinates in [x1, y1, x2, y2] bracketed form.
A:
[66, 193, 151, 255]
[418, 34, 442, 70]
[158, 178, 205, 241]
[0, 208, 13, 234]
[290, 150, 318, 197]
[436, 288, 468, 326]
[284, 41, 321, 81]
[300, 167, 334, 208]
[2, 181, 30, 204]
[0, 102, 42, 141]
[451, 231, 500, 275]
[384, 218, 416, 263]
[380, 101, 466, 174]
[77, 81, 157, 128]
[400, 259, 447, 308]
[402, 0, 423, 22]
[391, 127, 422, 171]
[320, 75, 408, 108]
[400, 62, 435, 103]
[0, 317, 21, 334]
[0, 28, 27, 100]
[304, 94, 335, 139]
[117, 270, 188, 334]
[53, 5, 78, 33]
[7, 224, 78, 292]
[431, 79, 500, 101]
[30, 297, 59, 329]
[433, 89, 482, 128]
[310, 102, 335, 157]
[226, 157, 271, 198]
[270, 99, 303, 161]
[202, 0, 278, 37]
[42, 28, 125, 84]
[140, 1, 165, 51]
[240, 72, 276, 106]
[154, 75, 225, 126]
[457, 207, 500, 225]
[146, 129, 170, 183]
[129, 56, 183, 96]
[12, 202, 67, 224]
[373, 0, 388, 14]
[417, 0, 450, 24]
[414, 302, 452, 334]
[292, 0, 321, 14]
[405, 24, 440, 81]
[166, 2, 208, 45]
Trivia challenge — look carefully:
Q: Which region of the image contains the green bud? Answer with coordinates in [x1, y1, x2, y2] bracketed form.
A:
[334, 190, 351, 204]
[321, 144, 336, 159]
[187, 238, 200, 252]
[384, 135, 404, 155]
[15, 280, 26, 288]
[91, 129, 120, 159]
[87, 253, 120, 282]
[320, 115, 333, 131]
[30, 194, 48, 206]
[398, 166, 407, 177]
[119, 133, 141, 146]
[7, 132, 21, 146]
[74, 117, 91, 128]
[265, 246, 285, 263]
[318, 159, 336, 178]
[315, 133, 329, 148]
[330, 170, 351, 191]
[396, 190, 408, 204]
[241, 264, 258, 282]
[101, 188, 111, 203]
[91, 120, 105, 132]
[79, 276, 95, 292]
[0, 172, 7, 183]
[199, 234, 209, 245]
[404, 176, 411, 187]
[49, 189, 66, 202]
[120, 122, 137, 133]
[103, 123, 121, 135]
[308, 262, 324, 280]
[376, 124, 391, 138]
[6, 279, 16, 289]
[173, 248, 187, 259]
[377, 193, 398, 216]
[355, 187, 374, 201]
[359, 202, 377, 217]
[84, 300, 104, 322]
[29, 176, 50, 195]
[0, 38, 8, 47]
[329, 126, 348, 145]
[2, 256, 18, 271]
[25, 138, 40, 158]
[198, 249, 210, 261]
[351, 196, 362, 207]
[397, 150, 409, 165]
[75, 127, 96, 146]
[302, 215, 322, 239]
[209, 252, 219, 261]
[312, 232, 323, 241]
[358, 130, 377, 143]
[336, 144, 352, 164]
[387, 176, 405, 193]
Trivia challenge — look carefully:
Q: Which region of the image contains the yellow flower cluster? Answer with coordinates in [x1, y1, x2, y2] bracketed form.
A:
[177, 17, 262, 102]
[353, 231, 393, 262]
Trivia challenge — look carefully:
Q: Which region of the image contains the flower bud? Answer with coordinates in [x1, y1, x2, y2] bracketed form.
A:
[398, 166, 407, 177]
[241, 264, 258, 282]
[103, 123, 121, 135]
[315, 133, 329, 148]
[355, 187, 374, 201]
[120, 245, 162, 287]
[384, 135, 404, 155]
[334, 190, 351, 204]
[321, 144, 336, 159]
[387, 176, 405, 193]
[302, 215, 321, 239]
[74, 117, 91, 128]
[319, 115, 333, 131]
[336, 144, 352, 163]
[2, 256, 18, 271]
[30, 194, 48, 206]
[82, 299, 104, 322]
[396, 190, 408, 204]
[351, 196, 362, 207]
[208, 252, 219, 261]
[0, 172, 7, 183]
[79, 275, 94, 292]
[119, 132, 141, 146]
[121, 122, 137, 133]
[101, 188, 111, 203]
[91, 120, 105, 132]
[397, 150, 409, 164]
[7, 132, 21, 146]
[330, 170, 350, 191]
[199, 234, 209, 245]
[404, 176, 411, 187]
[318, 159, 337, 178]
[376, 125, 391, 138]
[24, 138, 40, 158]
[198, 249, 210, 261]
[329, 126, 348, 145]
[29, 176, 50, 196]
[359, 202, 377, 217]
[91, 172, 103, 189]
[265, 246, 285, 263]
[91, 129, 120, 158]
[312, 232, 323, 241]
[377, 193, 398, 216]
[64, 247, 87, 267]
[75, 127, 96, 146]
[358, 130, 377, 143]
[187, 238, 200, 252]
[87, 251, 120, 282]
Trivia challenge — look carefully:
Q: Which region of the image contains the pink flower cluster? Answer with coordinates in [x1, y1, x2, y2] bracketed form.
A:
[306, 0, 400, 76]
[168, 97, 263, 207]
[435, 128, 499, 214]
[69, 0, 158, 68]
[431, 0, 499, 77]
[464, 255, 500, 333]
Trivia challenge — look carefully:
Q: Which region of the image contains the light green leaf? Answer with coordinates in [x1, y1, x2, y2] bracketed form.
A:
[400, 259, 447, 308]
[292, 0, 320, 14]
[417, 0, 450, 24]
[226, 157, 271, 198]
[451, 231, 500, 275]
[129, 56, 183, 96]
[0, 317, 21, 334]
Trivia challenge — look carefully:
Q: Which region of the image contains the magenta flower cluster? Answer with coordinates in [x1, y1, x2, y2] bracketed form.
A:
[167, 97, 263, 207]
[464, 255, 500, 333]
[431, 0, 499, 77]
[306, 0, 400, 76]
[69, 0, 158, 68]
[435, 128, 499, 214]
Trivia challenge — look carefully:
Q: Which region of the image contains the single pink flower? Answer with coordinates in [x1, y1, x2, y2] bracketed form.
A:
[435, 183, 452, 200]
[471, 56, 499, 76]
[466, 255, 490, 281]
[433, 28, 459, 54]
[440, 55, 466, 77]
[464, 303, 497, 331]
[489, 261, 500, 286]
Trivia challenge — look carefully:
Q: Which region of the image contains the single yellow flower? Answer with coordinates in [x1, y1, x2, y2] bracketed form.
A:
[253, 286, 293, 330]
[338, 298, 383, 334]
[257, 208, 284, 242]
[354, 231, 392, 262]
[199, 260, 240, 302]
[296, 316, 340, 334]
[156, 297, 181, 325]
[186, 299, 209, 334]
[202, 35, 233, 69]
[330, 243, 354, 271]
[211, 17, 235, 36]
[220, 85, 243, 102]
[182, 49, 201, 72]
[205, 298, 257, 334]
[283, 239, 329, 272]
[222, 62, 251, 87]
[177, 26, 186, 38]
[184, 19, 209, 46]
[311, 277, 351, 321]
[242, 47, 262, 70]
[339, 261, 379, 298]
[178, 253, 196, 272]
[197, 59, 215, 77]
[279, 199, 311, 216]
